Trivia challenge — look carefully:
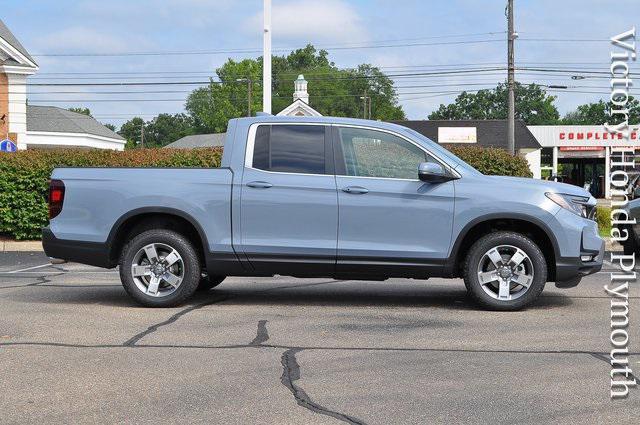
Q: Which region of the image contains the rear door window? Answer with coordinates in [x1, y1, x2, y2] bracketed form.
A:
[252, 125, 326, 174]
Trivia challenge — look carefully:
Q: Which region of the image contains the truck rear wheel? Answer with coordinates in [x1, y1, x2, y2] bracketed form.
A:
[463, 231, 547, 311]
[119, 229, 201, 307]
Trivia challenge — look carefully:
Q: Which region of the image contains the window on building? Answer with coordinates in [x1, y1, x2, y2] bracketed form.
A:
[252, 125, 326, 174]
[337, 127, 436, 179]
[541, 147, 554, 168]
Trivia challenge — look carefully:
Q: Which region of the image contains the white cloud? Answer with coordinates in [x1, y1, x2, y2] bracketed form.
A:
[244, 0, 368, 44]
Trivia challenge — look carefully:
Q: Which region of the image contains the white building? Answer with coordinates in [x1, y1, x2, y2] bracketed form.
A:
[0, 19, 125, 151]
[276, 74, 322, 117]
[528, 125, 640, 199]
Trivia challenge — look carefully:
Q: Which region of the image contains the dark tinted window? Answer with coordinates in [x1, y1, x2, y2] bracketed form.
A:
[253, 125, 270, 170]
[252, 125, 325, 174]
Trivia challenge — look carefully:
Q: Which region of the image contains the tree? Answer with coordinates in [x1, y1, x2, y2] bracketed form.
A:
[103, 123, 117, 132]
[68, 107, 92, 117]
[428, 83, 560, 125]
[186, 45, 405, 133]
[562, 97, 640, 125]
[118, 117, 145, 148]
[144, 113, 195, 147]
[117, 114, 195, 148]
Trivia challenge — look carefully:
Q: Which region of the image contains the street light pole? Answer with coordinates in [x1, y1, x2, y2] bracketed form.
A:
[263, 0, 272, 114]
[506, 0, 516, 155]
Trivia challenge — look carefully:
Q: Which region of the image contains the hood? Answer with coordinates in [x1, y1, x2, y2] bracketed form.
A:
[486, 175, 592, 198]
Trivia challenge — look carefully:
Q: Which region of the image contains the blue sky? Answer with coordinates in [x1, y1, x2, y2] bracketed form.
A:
[2, 0, 639, 127]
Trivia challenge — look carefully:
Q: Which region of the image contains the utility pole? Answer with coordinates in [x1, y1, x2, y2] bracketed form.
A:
[140, 122, 144, 148]
[361, 90, 370, 119]
[237, 78, 253, 117]
[506, 0, 516, 155]
[263, 0, 272, 114]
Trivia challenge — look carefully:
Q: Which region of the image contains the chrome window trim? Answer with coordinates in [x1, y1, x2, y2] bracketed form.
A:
[244, 121, 461, 180]
[244, 122, 331, 177]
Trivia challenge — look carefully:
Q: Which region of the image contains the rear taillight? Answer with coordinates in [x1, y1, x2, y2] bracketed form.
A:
[49, 179, 65, 220]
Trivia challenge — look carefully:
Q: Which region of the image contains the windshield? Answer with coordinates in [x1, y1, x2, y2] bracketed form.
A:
[401, 128, 483, 176]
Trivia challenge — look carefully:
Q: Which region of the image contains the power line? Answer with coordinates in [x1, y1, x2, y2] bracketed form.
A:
[30, 32, 508, 57]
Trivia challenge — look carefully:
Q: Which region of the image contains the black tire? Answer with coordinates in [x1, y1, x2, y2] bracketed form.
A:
[463, 231, 547, 311]
[197, 274, 226, 291]
[621, 227, 638, 256]
[119, 229, 201, 307]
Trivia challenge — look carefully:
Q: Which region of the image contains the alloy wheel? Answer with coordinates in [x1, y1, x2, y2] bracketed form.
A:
[131, 243, 184, 297]
[476, 244, 534, 301]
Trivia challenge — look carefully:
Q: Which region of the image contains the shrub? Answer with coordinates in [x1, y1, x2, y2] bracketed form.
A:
[0, 148, 222, 240]
[445, 145, 533, 178]
[595, 205, 611, 235]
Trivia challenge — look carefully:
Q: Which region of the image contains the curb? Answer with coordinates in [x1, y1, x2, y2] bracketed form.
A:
[1, 240, 44, 252]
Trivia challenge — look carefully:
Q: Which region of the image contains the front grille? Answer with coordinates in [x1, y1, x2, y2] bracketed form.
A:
[586, 204, 597, 220]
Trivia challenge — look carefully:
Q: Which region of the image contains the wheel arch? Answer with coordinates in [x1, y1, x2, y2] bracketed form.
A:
[107, 207, 210, 267]
[449, 213, 560, 281]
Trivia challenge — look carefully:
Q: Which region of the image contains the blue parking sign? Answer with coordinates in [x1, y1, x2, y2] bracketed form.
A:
[0, 139, 17, 152]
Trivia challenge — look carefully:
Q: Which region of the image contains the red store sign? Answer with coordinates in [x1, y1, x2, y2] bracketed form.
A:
[559, 131, 639, 141]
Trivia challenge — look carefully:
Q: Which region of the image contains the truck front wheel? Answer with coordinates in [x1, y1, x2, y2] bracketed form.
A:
[119, 229, 201, 307]
[463, 231, 547, 311]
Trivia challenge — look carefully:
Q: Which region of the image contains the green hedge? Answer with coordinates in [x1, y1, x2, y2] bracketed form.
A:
[446, 145, 533, 178]
[1, 144, 532, 241]
[0, 148, 222, 240]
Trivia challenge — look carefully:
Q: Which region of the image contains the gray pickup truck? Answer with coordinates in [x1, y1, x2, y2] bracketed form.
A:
[43, 116, 604, 310]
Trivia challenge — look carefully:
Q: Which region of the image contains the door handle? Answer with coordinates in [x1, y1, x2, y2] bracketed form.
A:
[342, 186, 369, 194]
[246, 181, 273, 189]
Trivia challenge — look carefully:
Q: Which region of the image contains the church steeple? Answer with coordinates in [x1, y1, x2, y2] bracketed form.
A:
[293, 74, 309, 104]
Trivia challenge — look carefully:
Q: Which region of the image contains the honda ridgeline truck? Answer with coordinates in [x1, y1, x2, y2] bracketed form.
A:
[43, 116, 604, 310]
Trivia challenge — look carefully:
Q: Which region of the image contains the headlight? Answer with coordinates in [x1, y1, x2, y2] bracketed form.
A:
[545, 192, 591, 218]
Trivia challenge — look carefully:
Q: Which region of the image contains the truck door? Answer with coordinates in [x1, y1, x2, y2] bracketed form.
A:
[240, 124, 337, 275]
[332, 125, 455, 277]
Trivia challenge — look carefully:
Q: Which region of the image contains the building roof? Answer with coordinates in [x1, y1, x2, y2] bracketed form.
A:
[0, 18, 37, 67]
[164, 133, 226, 149]
[393, 119, 542, 150]
[27, 106, 124, 140]
[276, 99, 323, 117]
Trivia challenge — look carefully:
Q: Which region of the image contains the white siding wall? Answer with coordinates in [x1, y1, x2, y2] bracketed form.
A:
[521, 148, 541, 179]
[7, 73, 27, 148]
[24, 131, 125, 151]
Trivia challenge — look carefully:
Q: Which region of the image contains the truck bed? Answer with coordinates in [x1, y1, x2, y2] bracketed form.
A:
[49, 167, 233, 255]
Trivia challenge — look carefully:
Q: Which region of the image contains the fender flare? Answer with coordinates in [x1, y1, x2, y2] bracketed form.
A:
[447, 212, 561, 267]
[106, 207, 210, 260]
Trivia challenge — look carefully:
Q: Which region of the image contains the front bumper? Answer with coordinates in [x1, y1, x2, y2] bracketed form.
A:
[554, 239, 604, 288]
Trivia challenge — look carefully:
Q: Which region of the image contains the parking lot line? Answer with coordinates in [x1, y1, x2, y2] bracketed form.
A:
[8, 263, 52, 274]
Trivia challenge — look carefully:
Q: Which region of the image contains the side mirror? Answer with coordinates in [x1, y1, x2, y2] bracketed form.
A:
[418, 162, 454, 183]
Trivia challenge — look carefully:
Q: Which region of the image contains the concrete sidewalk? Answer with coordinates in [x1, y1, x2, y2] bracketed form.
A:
[1, 240, 43, 252]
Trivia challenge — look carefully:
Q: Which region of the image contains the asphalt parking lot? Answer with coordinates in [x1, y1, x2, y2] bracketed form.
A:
[1, 251, 638, 424]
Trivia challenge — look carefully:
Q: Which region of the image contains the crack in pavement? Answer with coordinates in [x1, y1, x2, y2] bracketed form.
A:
[281, 348, 366, 425]
[122, 294, 230, 347]
[249, 320, 270, 346]
[120, 280, 340, 347]
[0, 273, 64, 290]
[589, 352, 638, 382]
